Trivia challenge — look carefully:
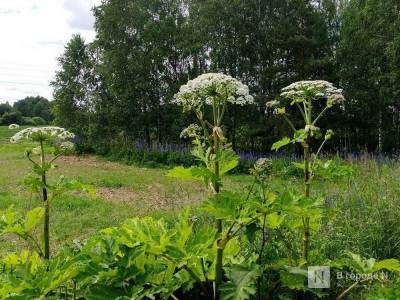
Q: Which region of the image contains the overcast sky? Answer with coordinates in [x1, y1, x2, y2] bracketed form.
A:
[0, 0, 101, 104]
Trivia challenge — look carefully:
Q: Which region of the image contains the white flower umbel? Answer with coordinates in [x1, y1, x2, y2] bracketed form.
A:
[280, 80, 344, 104]
[10, 126, 75, 144]
[173, 73, 254, 112]
[180, 123, 202, 139]
[8, 124, 20, 130]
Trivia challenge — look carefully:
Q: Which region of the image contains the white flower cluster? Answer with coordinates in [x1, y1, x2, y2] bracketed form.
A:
[280, 80, 345, 104]
[173, 73, 254, 112]
[251, 158, 272, 180]
[8, 124, 20, 130]
[180, 123, 202, 139]
[10, 126, 75, 143]
[59, 141, 75, 151]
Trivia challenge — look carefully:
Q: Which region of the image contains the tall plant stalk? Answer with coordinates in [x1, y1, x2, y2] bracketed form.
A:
[268, 80, 345, 264]
[303, 142, 311, 263]
[173, 73, 255, 300]
[40, 140, 50, 260]
[10, 127, 76, 260]
[213, 127, 223, 299]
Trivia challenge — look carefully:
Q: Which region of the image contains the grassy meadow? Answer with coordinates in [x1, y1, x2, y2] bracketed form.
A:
[1, 125, 400, 263]
[0, 126, 254, 254]
[2, 125, 400, 299]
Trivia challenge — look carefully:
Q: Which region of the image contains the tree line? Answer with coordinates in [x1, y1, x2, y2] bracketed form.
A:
[0, 96, 52, 126]
[51, 0, 400, 154]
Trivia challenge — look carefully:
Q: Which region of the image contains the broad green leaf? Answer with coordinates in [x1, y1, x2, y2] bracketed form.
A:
[267, 212, 285, 229]
[293, 129, 307, 143]
[271, 137, 291, 151]
[292, 162, 305, 170]
[191, 166, 220, 187]
[202, 191, 242, 220]
[245, 223, 259, 243]
[221, 263, 261, 300]
[23, 207, 45, 231]
[218, 148, 239, 176]
[166, 166, 202, 181]
[373, 259, 400, 272]
[280, 269, 306, 290]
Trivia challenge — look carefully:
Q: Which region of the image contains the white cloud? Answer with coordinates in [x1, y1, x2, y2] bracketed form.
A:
[64, 0, 98, 30]
[0, 0, 101, 104]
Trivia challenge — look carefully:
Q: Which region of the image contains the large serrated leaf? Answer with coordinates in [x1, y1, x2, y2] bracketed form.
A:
[271, 137, 291, 151]
[221, 263, 261, 300]
[23, 207, 45, 231]
[166, 166, 202, 181]
[202, 191, 242, 220]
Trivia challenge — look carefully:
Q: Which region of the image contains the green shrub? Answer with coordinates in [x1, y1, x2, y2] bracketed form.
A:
[22, 116, 36, 126]
[1, 111, 23, 125]
[32, 116, 46, 125]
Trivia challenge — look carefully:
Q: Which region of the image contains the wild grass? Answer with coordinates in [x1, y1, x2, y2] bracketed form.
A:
[1, 126, 400, 264]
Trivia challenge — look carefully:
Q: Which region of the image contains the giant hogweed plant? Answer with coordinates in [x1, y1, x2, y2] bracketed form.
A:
[5, 127, 94, 259]
[267, 80, 349, 265]
[169, 73, 268, 298]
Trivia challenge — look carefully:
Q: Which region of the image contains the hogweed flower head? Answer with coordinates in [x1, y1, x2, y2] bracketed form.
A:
[250, 158, 272, 181]
[10, 126, 75, 144]
[173, 73, 254, 112]
[280, 80, 344, 105]
[180, 123, 202, 140]
[266, 100, 280, 108]
[8, 124, 20, 130]
[59, 141, 75, 152]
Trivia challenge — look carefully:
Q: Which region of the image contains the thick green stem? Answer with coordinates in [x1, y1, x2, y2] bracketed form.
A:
[303, 143, 310, 263]
[213, 132, 223, 300]
[40, 141, 50, 260]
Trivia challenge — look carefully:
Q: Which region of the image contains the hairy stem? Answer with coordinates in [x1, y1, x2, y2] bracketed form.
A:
[213, 129, 223, 300]
[303, 142, 311, 263]
[336, 279, 371, 300]
[40, 140, 50, 260]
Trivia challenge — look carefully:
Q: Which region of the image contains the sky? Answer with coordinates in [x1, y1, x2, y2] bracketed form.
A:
[0, 0, 101, 104]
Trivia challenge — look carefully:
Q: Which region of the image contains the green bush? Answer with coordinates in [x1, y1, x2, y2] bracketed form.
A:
[1, 111, 23, 125]
[22, 117, 36, 126]
[32, 116, 46, 125]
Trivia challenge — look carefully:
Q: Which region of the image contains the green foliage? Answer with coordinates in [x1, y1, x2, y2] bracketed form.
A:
[0, 207, 44, 237]
[1, 111, 23, 125]
[32, 117, 47, 126]
[221, 261, 261, 300]
[14, 96, 53, 123]
[51, 34, 93, 139]
[271, 137, 291, 151]
[0, 250, 83, 299]
[340, 252, 400, 274]
[202, 191, 243, 221]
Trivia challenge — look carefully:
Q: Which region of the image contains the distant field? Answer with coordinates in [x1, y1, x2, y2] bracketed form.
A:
[0, 126, 252, 254]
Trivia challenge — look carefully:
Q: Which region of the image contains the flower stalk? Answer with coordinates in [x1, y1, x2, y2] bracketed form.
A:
[173, 73, 254, 300]
[10, 126, 75, 260]
[268, 80, 345, 264]
[39, 140, 50, 260]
